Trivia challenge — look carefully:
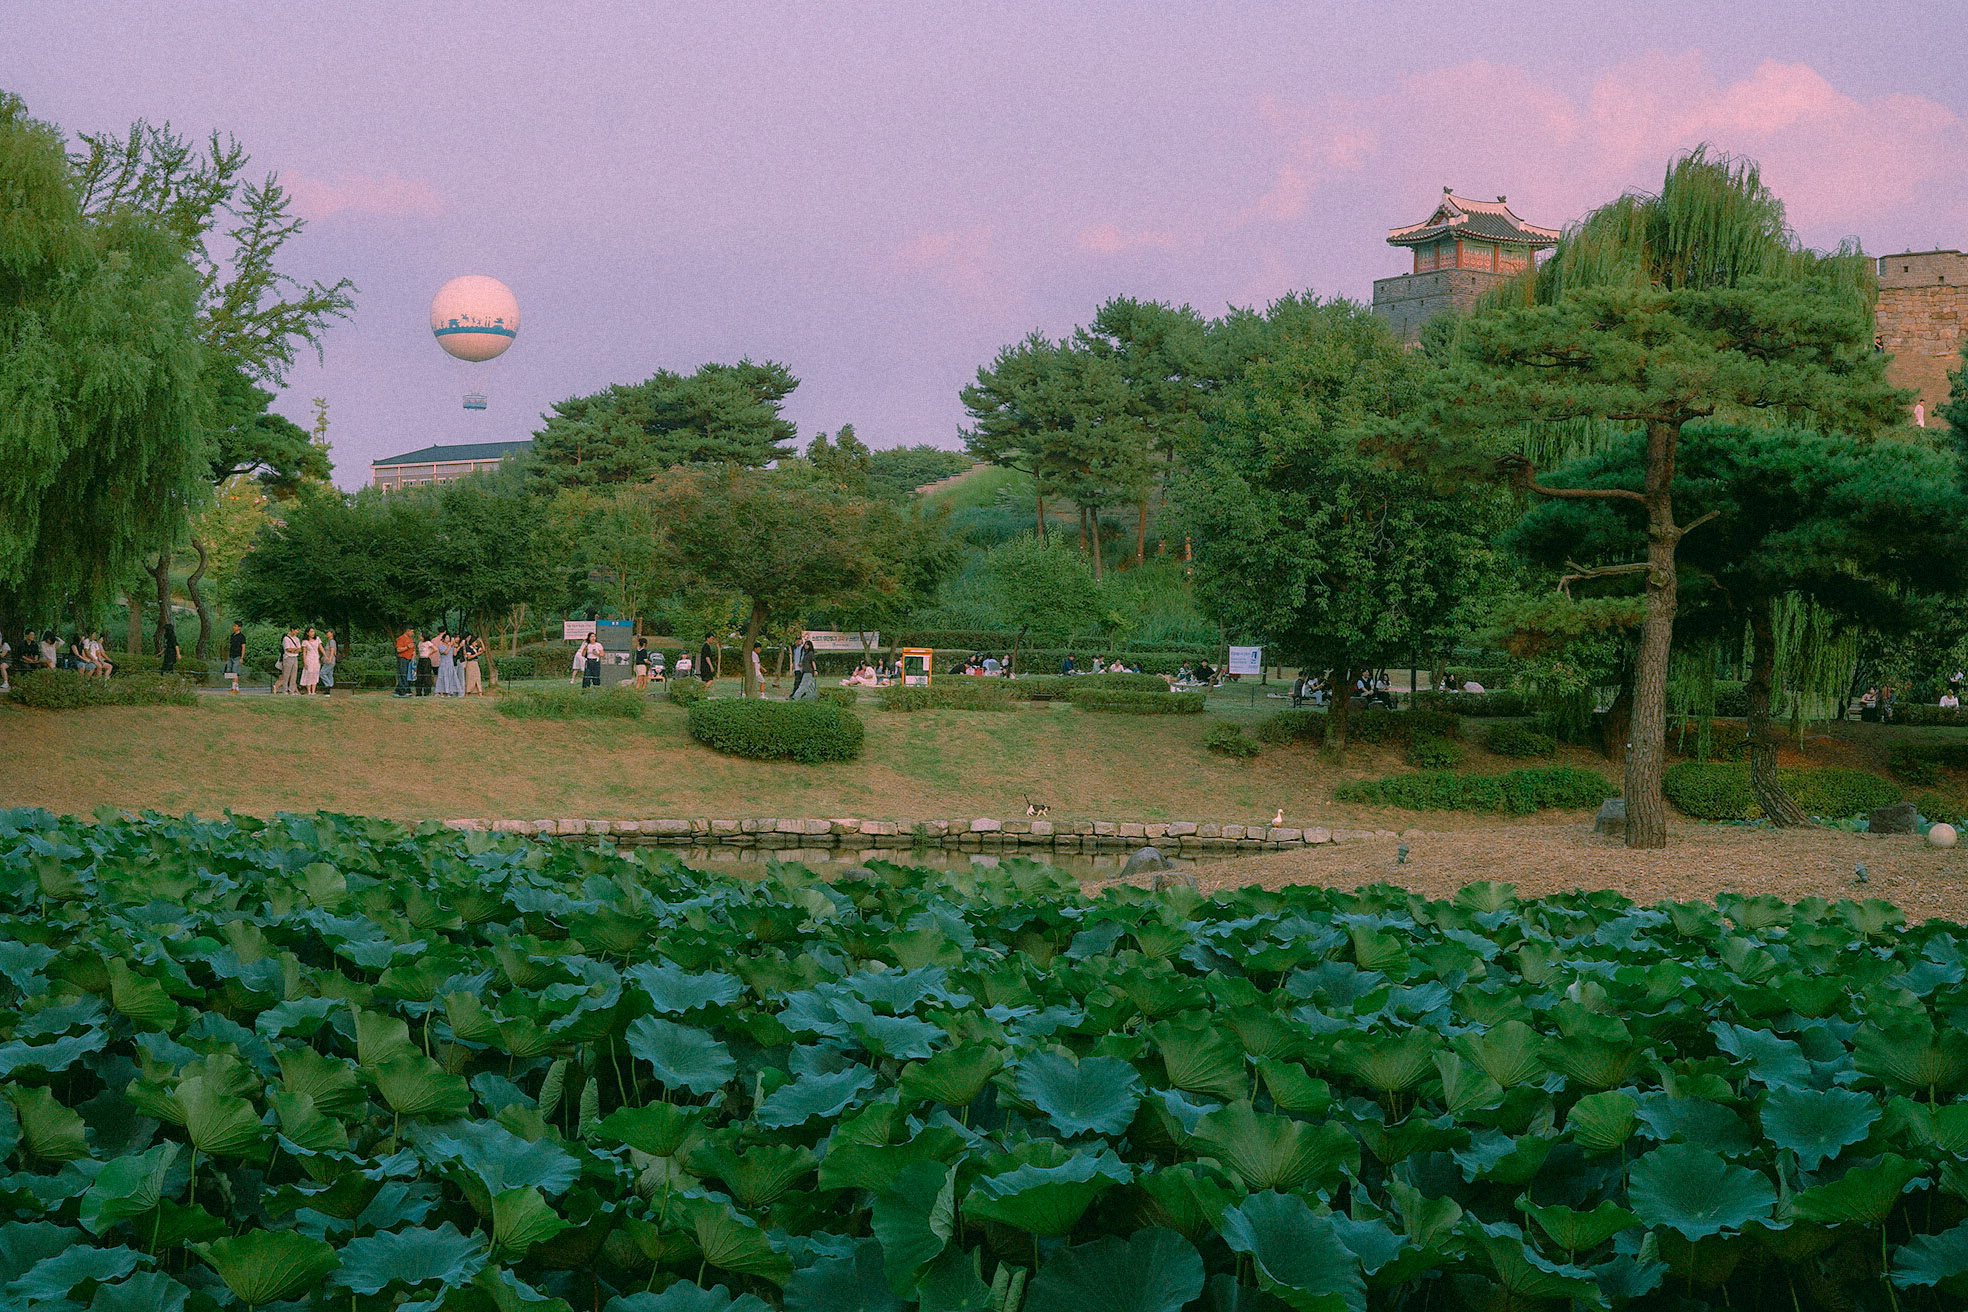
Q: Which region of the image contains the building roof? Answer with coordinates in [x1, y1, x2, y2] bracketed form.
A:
[372, 439, 534, 468]
[1388, 189, 1560, 248]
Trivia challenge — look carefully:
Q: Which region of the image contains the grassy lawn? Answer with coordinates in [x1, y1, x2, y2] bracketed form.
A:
[0, 687, 1563, 827]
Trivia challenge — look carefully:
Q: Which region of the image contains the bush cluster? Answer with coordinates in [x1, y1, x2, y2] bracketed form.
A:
[1254, 708, 1327, 745]
[1915, 791, 1968, 826]
[8, 669, 198, 709]
[687, 698, 864, 762]
[875, 682, 1015, 712]
[1351, 707, 1462, 743]
[948, 672, 1172, 698]
[110, 652, 213, 677]
[816, 686, 858, 708]
[1404, 736, 1466, 769]
[1202, 724, 1260, 758]
[1711, 681, 1750, 718]
[495, 688, 645, 720]
[1484, 723, 1557, 758]
[1335, 766, 1616, 814]
[1890, 704, 1968, 727]
[493, 655, 538, 680]
[667, 678, 710, 706]
[1443, 665, 1514, 689]
[1071, 689, 1205, 715]
[1411, 690, 1530, 718]
[1662, 762, 1903, 821]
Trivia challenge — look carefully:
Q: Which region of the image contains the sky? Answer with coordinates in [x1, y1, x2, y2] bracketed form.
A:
[10, 2, 1968, 487]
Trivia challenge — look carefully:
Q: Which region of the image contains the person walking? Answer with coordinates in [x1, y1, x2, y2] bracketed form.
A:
[698, 633, 719, 686]
[321, 629, 338, 696]
[299, 627, 322, 694]
[159, 621, 180, 673]
[272, 626, 301, 694]
[462, 633, 484, 694]
[224, 622, 245, 692]
[790, 638, 819, 699]
[569, 640, 585, 686]
[393, 626, 416, 696]
[788, 637, 808, 698]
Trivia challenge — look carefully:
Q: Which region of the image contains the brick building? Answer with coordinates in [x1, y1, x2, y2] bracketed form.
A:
[1875, 250, 1968, 426]
[370, 439, 532, 490]
[1371, 189, 1559, 342]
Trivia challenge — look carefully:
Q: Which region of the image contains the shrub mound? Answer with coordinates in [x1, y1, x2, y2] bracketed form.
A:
[1483, 723, 1557, 758]
[816, 686, 858, 708]
[688, 697, 864, 762]
[496, 687, 645, 720]
[1663, 763, 1902, 821]
[1889, 741, 1968, 785]
[1892, 705, 1968, 727]
[1203, 724, 1260, 758]
[9, 669, 197, 709]
[1336, 766, 1615, 814]
[876, 682, 1015, 711]
[1072, 689, 1205, 715]
[1411, 690, 1529, 718]
[1255, 708, 1327, 745]
[1405, 736, 1466, 769]
[1352, 707, 1462, 742]
[0, 806, 1959, 1312]
[667, 678, 710, 706]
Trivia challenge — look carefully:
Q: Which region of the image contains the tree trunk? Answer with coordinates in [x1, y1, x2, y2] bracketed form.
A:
[1088, 508, 1104, 580]
[1601, 682, 1632, 765]
[124, 592, 144, 656]
[1077, 506, 1088, 557]
[1624, 420, 1684, 850]
[1747, 604, 1809, 826]
[149, 555, 172, 653]
[1036, 489, 1047, 540]
[187, 538, 213, 658]
[1135, 496, 1148, 566]
[1328, 662, 1355, 755]
[741, 599, 767, 698]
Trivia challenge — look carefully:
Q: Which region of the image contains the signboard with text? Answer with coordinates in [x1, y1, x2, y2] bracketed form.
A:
[1227, 645, 1264, 676]
[802, 630, 880, 652]
[562, 621, 596, 641]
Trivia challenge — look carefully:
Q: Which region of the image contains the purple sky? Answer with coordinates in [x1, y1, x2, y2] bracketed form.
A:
[12, 3, 1968, 487]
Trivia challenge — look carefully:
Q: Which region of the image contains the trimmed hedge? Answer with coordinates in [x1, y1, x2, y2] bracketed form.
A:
[667, 679, 710, 706]
[1335, 766, 1616, 814]
[1484, 723, 1557, 758]
[945, 673, 1172, 699]
[8, 669, 198, 709]
[1352, 707, 1462, 743]
[1203, 725, 1260, 758]
[495, 688, 645, 720]
[1412, 690, 1530, 718]
[493, 655, 539, 680]
[1254, 708, 1327, 745]
[1891, 704, 1968, 727]
[110, 652, 213, 677]
[876, 682, 1015, 712]
[1072, 689, 1205, 715]
[817, 686, 858, 708]
[1406, 736, 1466, 769]
[1662, 762, 1903, 821]
[687, 698, 864, 762]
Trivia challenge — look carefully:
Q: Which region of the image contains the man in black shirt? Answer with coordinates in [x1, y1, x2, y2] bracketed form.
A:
[225, 623, 246, 693]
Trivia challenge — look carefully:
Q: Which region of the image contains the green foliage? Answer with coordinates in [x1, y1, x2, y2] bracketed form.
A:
[0, 806, 1964, 1309]
[1483, 724, 1557, 758]
[1351, 707, 1462, 743]
[530, 361, 800, 486]
[1203, 725, 1260, 758]
[1662, 763, 1903, 820]
[668, 678, 710, 706]
[974, 534, 1104, 655]
[1254, 709, 1327, 745]
[1070, 690, 1204, 715]
[1892, 706, 1968, 728]
[687, 699, 864, 762]
[1405, 736, 1466, 769]
[1412, 690, 1531, 717]
[9, 669, 197, 709]
[875, 682, 1014, 712]
[1334, 767, 1616, 814]
[495, 688, 645, 721]
[863, 444, 972, 501]
[815, 687, 857, 709]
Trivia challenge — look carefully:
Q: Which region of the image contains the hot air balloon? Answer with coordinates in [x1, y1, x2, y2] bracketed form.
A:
[430, 275, 519, 408]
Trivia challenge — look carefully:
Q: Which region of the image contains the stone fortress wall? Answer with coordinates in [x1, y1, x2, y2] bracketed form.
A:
[1875, 250, 1968, 423]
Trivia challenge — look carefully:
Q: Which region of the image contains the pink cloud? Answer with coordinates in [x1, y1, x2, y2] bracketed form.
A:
[895, 224, 1003, 303]
[1077, 221, 1181, 255]
[285, 171, 445, 221]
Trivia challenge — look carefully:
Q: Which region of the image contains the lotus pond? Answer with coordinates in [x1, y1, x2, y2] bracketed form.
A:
[4, 808, 1968, 1311]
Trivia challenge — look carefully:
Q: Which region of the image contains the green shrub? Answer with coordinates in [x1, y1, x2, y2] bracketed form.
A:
[1663, 763, 1903, 820]
[493, 655, 538, 680]
[1334, 767, 1615, 814]
[1405, 736, 1466, 769]
[110, 652, 212, 677]
[1892, 705, 1968, 728]
[876, 682, 1014, 711]
[496, 688, 645, 720]
[817, 686, 858, 708]
[1254, 708, 1327, 745]
[1352, 707, 1462, 743]
[950, 672, 1172, 699]
[1203, 725, 1260, 758]
[1914, 792, 1968, 826]
[1443, 666, 1513, 690]
[667, 678, 709, 706]
[1712, 681, 1749, 718]
[688, 698, 864, 762]
[1412, 690, 1529, 718]
[9, 669, 198, 709]
[1484, 723, 1557, 758]
[1072, 690, 1205, 715]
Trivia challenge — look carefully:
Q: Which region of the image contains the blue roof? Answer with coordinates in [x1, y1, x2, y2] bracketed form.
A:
[373, 440, 533, 467]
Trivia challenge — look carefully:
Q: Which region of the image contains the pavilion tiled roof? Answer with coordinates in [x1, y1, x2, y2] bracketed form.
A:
[1388, 190, 1560, 248]
[372, 439, 534, 467]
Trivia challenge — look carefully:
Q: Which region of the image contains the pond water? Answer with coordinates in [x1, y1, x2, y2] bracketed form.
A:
[597, 842, 1214, 880]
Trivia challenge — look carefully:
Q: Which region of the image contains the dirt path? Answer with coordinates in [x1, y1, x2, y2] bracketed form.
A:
[1180, 820, 1968, 919]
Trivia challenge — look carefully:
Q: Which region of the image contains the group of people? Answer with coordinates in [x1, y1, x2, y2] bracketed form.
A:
[1289, 669, 1399, 708]
[391, 627, 485, 697]
[0, 629, 119, 690]
[265, 625, 342, 695]
[1061, 654, 1152, 677]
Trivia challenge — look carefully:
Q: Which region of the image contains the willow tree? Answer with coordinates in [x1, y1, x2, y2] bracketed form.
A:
[1511, 425, 1968, 824]
[1411, 148, 1903, 847]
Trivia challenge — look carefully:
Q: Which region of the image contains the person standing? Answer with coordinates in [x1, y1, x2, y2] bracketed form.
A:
[435, 630, 461, 696]
[748, 641, 764, 695]
[698, 633, 719, 685]
[159, 621, 180, 673]
[272, 626, 301, 694]
[632, 636, 651, 691]
[393, 626, 416, 696]
[225, 622, 246, 693]
[788, 637, 808, 698]
[321, 629, 338, 696]
[299, 627, 322, 694]
[569, 640, 585, 686]
[582, 635, 603, 688]
[416, 631, 436, 697]
[462, 633, 484, 694]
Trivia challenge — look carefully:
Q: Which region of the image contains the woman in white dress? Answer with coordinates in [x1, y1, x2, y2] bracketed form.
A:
[299, 627, 322, 694]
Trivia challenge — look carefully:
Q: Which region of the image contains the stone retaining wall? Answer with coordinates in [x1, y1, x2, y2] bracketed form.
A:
[440, 815, 1407, 854]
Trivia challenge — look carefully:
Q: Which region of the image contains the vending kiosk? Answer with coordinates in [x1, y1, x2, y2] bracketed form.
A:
[902, 648, 933, 686]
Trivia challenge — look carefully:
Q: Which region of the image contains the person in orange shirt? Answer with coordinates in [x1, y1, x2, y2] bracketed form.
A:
[394, 626, 416, 697]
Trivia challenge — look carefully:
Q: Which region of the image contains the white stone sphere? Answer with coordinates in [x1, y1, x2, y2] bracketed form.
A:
[1929, 822, 1958, 848]
[430, 275, 519, 362]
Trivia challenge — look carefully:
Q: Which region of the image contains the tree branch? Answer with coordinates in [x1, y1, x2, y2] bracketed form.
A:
[1498, 454, 1646, 504]
[1557, 559, 1651, 598]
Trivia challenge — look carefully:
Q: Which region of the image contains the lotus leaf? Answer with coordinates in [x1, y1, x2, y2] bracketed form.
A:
[197, 1230, 339, 1305]
[333, 1222, 489, 1295]
[1628, 1145, 1776, 1240]
[1217, 1191, 1365, 1312]
[1024, 1227, 1204, 1312]
[1013, 1051, 1143, 1138]
[625, 1018, 736, 1097]
[1190, 1101, 1358, 1193]
[1760, 1086, 1881, 1171]
[963, 1149, 1132, 1236]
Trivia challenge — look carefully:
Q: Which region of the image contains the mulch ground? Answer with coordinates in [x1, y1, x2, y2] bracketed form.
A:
[1176, 820, 1968, 920]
